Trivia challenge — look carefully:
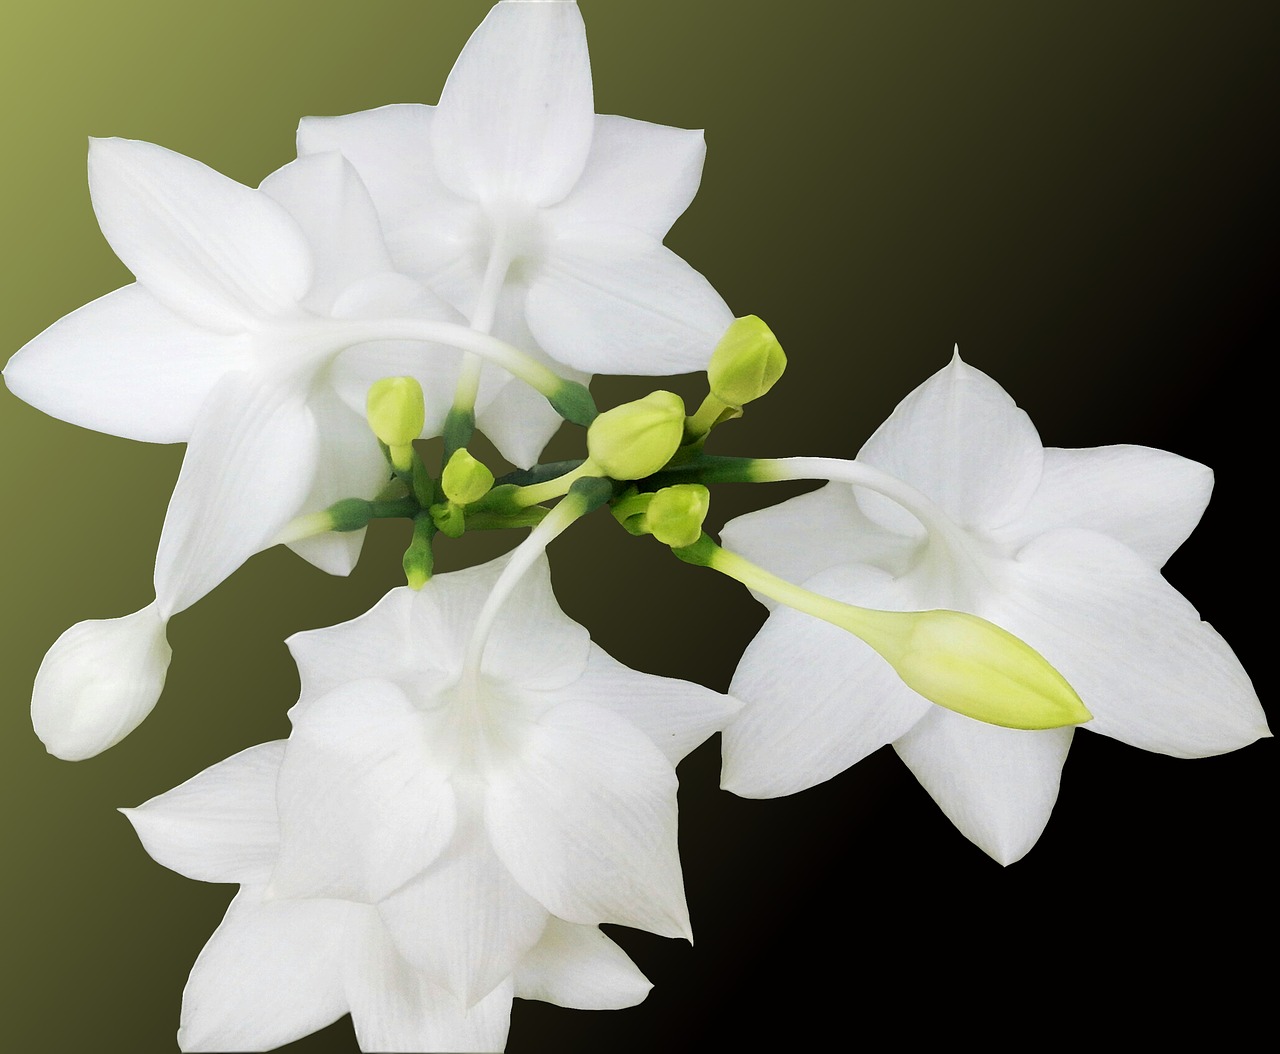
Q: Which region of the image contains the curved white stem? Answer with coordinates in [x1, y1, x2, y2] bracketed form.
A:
[310, 317, 565, 398]
[754, 456, 979, 557]
[459, 492, 591, 687]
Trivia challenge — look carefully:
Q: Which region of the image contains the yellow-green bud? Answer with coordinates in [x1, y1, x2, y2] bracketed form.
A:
[441, 449, 494, 505]
[367, 377, 425, 447]
[707, 315, 786, 407]
[644, 485, 710, 548]
[862, 609, 1092, 730]
[586, 391, 685, 480]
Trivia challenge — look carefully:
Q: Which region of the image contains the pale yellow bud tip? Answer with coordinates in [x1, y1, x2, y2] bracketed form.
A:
[707, 315, 786, 407]
[366, 376, 426, 448]
[441, 449, 495, 505]
[645, 485, 711, 548]
[587, 390, 686, 480]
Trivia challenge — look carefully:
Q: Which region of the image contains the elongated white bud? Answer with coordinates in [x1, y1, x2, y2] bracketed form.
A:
[31, 602, 171, 760]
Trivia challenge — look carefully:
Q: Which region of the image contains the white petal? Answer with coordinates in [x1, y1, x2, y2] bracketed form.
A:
[402, 553, 589, 691]
[514, 919, 652, 1010]
[988, 529, 1269, 757]
[857, 352, 1044, 533]
[178, 887, 353, 1053]
[999, 445, 1214, 568]
[552, 115, 707, 239]
[153, 371, 320, 618]
[287, 588, 420, 713]
[560, 645, 740, 766]
[3, 284, 248, 443]
[346, 922, 514, 1054]
[432, 0, 594, 206]
[526, 226, 733, 374]
[88, 137, 312, 332]
[297, 104, 483, 289]
[723, 564, 933, 798]
[273, 680, 456, 902]
[122, 742, 285, 884]
[326, 270, 466, 434]
[377, 797, 548, 1004]
[284, 386, 388, 577]
[893, 709, 1074, 865]
[719, 482, 919, 611]
[31, 602, 170, 761]
[472, 287, 571, 467]
[297, 104, 439, 237]
[475, 369, 569, 468]
[485, 701, 689, 939]
[258, 152, 393, 313]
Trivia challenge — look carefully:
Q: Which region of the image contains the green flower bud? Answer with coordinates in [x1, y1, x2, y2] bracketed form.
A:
[644, 485, 710, 548]
[366, 377, 426, 447]
[441, 449, 495, 505]
[707, 315, 786, 407]
[586, 390, 685, 480]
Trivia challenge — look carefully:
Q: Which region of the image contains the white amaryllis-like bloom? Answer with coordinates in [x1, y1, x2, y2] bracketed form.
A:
[6, 141, 480, 758]
[6, 140, 459, 608]
[124, 741, 655, 1052]
[298, 0, 733, 465]
[123, 554, 737, 1050]
[721, 353, 1269, 864]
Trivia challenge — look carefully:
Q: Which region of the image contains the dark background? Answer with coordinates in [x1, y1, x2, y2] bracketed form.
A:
[1, 2, 1274, 1050]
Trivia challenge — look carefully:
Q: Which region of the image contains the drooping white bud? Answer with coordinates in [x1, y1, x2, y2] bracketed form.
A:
[31, 601, 172, 761]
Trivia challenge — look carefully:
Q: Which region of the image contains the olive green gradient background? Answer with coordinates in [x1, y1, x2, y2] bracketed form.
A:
[2, 2, 1274, 1051]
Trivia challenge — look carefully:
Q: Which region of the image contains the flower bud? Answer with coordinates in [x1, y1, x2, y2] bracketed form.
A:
[586, 391, 685, 480]
[367, 377, 425, 472]
[442, 449, 495, 506]
[857, 608, 1091, 730]
[707, 315, 786, 408]
[31, 602, 172, 760]
[644, 485, 711, 548]
[366, 376, 426, 446]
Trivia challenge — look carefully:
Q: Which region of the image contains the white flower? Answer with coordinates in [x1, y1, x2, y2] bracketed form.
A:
[5, 141, 479, 757]
[124, 742, 655, 1053]
[297, 0, 734, 465]
[5, 141, 459, 614]
[125, 554, 737, 1049]
[720, 353, 1269, 864]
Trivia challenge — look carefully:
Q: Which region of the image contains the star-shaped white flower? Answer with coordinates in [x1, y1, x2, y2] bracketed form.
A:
[124, 741, 656, 1053]
[720, 353, 1269, 864]
[6, 140, 460, 613]
[6, 140, 513, 759]
[297, 0, 734, 465]
[269, 554, 737, 1000]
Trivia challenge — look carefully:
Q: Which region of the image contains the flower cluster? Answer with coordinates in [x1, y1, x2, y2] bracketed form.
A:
[4, 2, 1268, 1052]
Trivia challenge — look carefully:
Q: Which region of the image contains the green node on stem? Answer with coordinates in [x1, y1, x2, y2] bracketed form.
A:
[549, 381, 599, 427]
